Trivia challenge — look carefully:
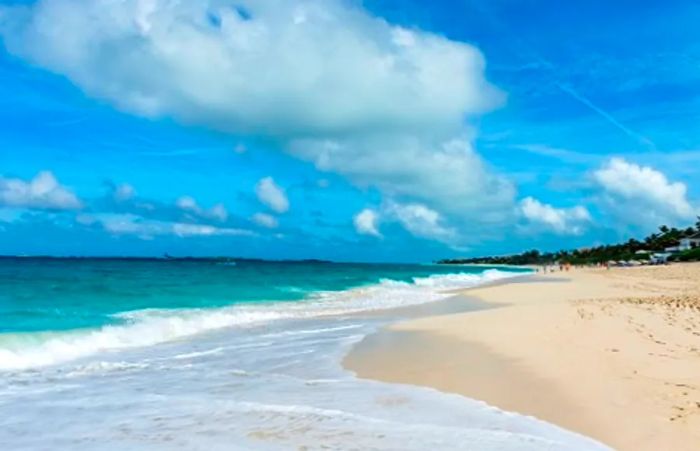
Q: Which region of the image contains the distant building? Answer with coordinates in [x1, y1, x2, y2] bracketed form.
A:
[664, 232, 700, 253]
[679, 232, 700, 251]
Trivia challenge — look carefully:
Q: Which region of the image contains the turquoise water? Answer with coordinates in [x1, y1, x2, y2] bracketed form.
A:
[0, 258, 526, 334]
[0, 259, 608, 450]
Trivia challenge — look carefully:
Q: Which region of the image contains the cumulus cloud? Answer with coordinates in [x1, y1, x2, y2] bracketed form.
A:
[85, 213, 253, 239]
[0, 171, 81, 210]
[176, 196, 198, 211]
[0, 0, 501, 137]
[353, 208, 381, 237]
[252, 212, 278, 229]
[176, 195, 228, 221]
[388, 202, 455, 242]
[519, 197, 592, 235]
[289, 136, 516, 222]
[255, 177, 289, 213]
[593, 158, 696, 227]
[0, 0, 516, 246]
[113, 183, 135, 202]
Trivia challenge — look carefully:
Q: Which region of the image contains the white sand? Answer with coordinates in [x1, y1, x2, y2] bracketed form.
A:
[345, 264, 700, 450]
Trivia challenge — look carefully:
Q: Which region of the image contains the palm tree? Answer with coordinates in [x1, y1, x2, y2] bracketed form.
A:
[696, 216, 700, 232]
[659, 225, 670, 234]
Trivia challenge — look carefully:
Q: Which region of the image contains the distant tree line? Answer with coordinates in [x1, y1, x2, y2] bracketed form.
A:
[439, 218, 700, 266]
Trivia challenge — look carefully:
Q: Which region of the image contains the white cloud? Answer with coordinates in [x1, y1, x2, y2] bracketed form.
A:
[176, 195, 228, 222]
[0, 171, 81, 210]
[519, 197, 592, 235]
[176, 196, 198, 211]
[88, 214, 253, 239]
[113, 183, 135, 201]
[289, 136, 516, 222]
[353, 208, 381, 237]
[171, 222, 239, 237]
[593, 158, 696, 227]
[0, 0, 502, 138]
[388, 202, 455, 242]
[0, 0, 515, 245]
[252, 212, 278, 229]
[98, 214, 162, 238]
[255, 177, 289, 213]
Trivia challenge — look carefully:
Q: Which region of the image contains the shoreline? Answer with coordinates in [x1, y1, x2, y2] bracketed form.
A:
[2, 264, 612, 451]
[344, 263, 700, 451]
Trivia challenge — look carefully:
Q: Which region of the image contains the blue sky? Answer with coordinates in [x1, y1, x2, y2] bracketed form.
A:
[0, 0, 699, 262]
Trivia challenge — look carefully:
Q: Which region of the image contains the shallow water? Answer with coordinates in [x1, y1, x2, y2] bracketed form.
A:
[0, 259, 607, 450]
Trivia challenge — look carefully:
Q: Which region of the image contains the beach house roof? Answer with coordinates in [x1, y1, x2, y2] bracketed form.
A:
[685, 231, 700, 240]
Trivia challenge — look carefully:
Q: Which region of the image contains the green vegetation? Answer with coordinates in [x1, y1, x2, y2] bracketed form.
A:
[439, 219, 700, 266]
[674, 247, 700, 262]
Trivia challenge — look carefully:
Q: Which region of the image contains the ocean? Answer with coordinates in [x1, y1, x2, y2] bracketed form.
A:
[0, 258, 606, 450]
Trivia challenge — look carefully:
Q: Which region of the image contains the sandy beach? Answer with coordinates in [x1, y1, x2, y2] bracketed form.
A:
[345, 263, 700, 450]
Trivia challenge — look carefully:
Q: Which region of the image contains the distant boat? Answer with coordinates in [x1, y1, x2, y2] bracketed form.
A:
[163, 253, 175, 260]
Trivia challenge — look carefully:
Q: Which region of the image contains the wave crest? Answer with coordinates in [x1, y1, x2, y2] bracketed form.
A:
[0, 269, 526, 371]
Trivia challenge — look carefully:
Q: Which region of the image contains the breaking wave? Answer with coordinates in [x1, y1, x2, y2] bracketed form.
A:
[0, 269, 525, 371]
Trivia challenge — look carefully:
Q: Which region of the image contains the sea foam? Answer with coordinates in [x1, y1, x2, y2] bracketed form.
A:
[0, 269, 523, 371]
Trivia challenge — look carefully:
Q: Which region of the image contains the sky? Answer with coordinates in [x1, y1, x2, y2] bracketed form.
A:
[0, 0, 699, 262]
